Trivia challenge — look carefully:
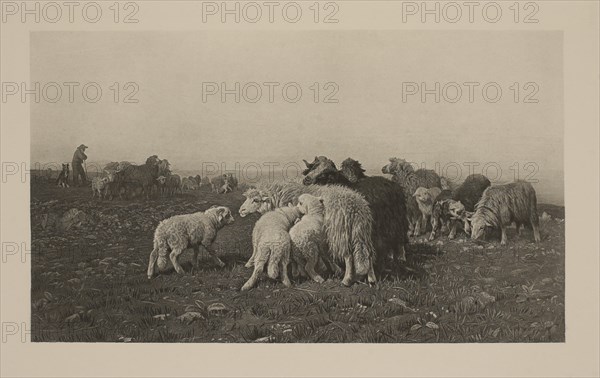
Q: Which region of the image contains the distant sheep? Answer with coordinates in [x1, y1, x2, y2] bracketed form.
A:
[302, 156, 409, 275]
[289, 194, 328, 284]
[147, 206, 235, 279]
[113, 156, 170, 199]
[470, 181, 541, 245]
[166, 174, 182, 196]
[241, 205, 302, 291]
[181, 177, 198, 191]
[239, 181, 375, 286]
[382, 157, 442, 235]
[413, 186, 442, 236]
[210, 175, 226, 193]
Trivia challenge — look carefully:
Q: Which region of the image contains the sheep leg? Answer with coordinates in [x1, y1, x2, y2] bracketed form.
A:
[448, 220, 458, 239]
[531, 220, 541, 243]
[318, 248, 342, 276]
[366, 259, 377, 285]
[280, 261, 292, 288]
[397, 244, 407, 262]
[169, 248, 186, 275]
[245, 243, 257, 268]
[241, 258, 266, 291]
[147, 248, 159, 279]
[192, 246, 200, 269]
[203, 245, 225, 268]
[304, 251, 325, 284]
[341, 255, 354, 287]
[429, 216, 438, 241]
[500, 225, 508, 246]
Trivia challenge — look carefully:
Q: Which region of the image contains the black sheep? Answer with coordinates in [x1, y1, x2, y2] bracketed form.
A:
[452, 174, 491, 212]
[302, 156, 409, 275]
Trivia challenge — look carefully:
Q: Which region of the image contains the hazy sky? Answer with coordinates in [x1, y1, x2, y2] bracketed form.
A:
[31, 30, 564, 203]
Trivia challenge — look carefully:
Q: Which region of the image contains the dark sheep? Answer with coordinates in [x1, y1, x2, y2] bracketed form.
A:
[470, 181, 541, 245]
[452, 174, 491, 212]
[381, 157, 442, 235]
[302, 156, 409, 275]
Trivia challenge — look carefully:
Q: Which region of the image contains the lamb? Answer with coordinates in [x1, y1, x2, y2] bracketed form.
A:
[382, 157, 442, 236]
[147, 206, 235, 279]
[91, 171, 114, 199]
[302, 156, 409, 275]
[429, 190, 468, 240]
[239, 181, 375, 286]
[413, 186, 442, 236]
[155, 176, 167, 197]
[289, 194, 328, 284]
[470, 181, 541, 245]
[240, 205, 302, 291]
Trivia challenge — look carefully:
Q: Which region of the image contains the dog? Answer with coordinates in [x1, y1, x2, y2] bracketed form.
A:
[56, 164, 70, 188]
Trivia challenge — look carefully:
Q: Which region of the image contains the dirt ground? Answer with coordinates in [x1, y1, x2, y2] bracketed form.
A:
[30, 179, 565, 343]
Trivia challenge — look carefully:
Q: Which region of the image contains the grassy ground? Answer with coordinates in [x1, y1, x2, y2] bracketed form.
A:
[31, 180, 565, 343]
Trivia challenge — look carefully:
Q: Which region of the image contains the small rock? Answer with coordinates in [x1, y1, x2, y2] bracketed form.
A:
[207, 303, 228, 315]
[388, 298, 415, 312]
[253, 335, 275, 343]
[177, 312, 204, 324]
[153, 314, 169, 321]
[474, 291, 496, 307]
[425, 321, 439, 330]
[64, 313, 80, 323]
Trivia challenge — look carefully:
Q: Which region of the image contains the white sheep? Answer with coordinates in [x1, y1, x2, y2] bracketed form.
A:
[289, 194, 327, 284]
[240, 205, 302, 291]
[147, 206, 235, 279]
[239, 181, 375, 287]
[413, 186, 442, 236]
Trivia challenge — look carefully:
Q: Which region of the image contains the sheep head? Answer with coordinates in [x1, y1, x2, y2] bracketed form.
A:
[302, 156, 337, 185]
[239, 189, 272, 217]
[340, 158, 366, 183]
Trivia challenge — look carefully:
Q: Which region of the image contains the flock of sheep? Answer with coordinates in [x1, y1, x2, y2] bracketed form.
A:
[145, 155, 542, 290]
[91, 156, 238, 200]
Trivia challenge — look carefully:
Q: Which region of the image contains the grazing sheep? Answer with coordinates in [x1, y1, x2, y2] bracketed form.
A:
[470, 181, 541, 245]
[289, 194, 328, 284]
[194, 175, 202, 186]
[413, 186, 442, 236]
[302, 156, 409, 275]
[453, 174, 491, 212]
[147, 206, 235, 279]
[241, 205, 302, 291]
[239, 181, 375, 286]
[381, 157, 442, 236]
[429, 190, 468, 240]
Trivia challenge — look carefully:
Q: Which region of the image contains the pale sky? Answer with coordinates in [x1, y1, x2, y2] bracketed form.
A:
[30, 30, 564, 203]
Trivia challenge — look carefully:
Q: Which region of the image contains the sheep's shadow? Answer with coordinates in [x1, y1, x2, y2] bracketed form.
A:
[379, 242, 443, 281]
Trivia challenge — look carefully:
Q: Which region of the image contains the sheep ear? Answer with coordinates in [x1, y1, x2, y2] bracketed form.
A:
[319, 197, 324, 204]
[303, 159, 311, 168]
[261, 196, 270, 203]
